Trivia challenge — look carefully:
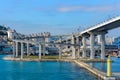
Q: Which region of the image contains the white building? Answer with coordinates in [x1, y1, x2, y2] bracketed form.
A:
[7, 29, 16, 39]
[97, 35, 114, 45]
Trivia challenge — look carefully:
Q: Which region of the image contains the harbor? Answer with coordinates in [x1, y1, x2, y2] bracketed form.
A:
[0, 55, 99, 80]
[0, 0, 120, 80]
[0, 16, 120, 80]
[2, 54, 120, 80]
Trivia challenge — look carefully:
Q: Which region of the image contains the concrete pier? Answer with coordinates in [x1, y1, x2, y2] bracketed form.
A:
[59, 46, 62, 59]
[101, 33, 105, 59]
[12, 42, 15, 58]
[42, 38, 45, 56]
[27, 41, 29, 56]
[71, 34, 76, 59]
[16, 41, 18, 57]
[89, 32, 95, 59]
[77, 47, 80, 59]
[76, 37, 80, 59]
[39, 44, 42, 60]
[82, 36, 86, 58]
[59, 36, 62, 59]
[21, 42, 23, 59]
[74, 60, 116, 80]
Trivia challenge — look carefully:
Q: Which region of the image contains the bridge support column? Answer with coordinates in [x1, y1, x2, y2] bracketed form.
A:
[77, 47, 80, 59]
[42, 45, 45, 56]
[45, 38, 49, 46]
[43, 38, 45, 56]
[39, 44, 42, 60]
[71, 34, 76, 59]
[76, 37, 80, 59]
[12, 42, 15, 58]
[101, 33, 105, 59]
[90, 32, 95, 59]
[16, 41, 18, 57]
[82, 36, 86, 58]
[59, 45, 62, 59]
[65, 41, 68, 52]
[27, 41, 29, 56]
[59, 36, 62, 59]
[45, 32, 50, 47]
[21, 42, 23, 60]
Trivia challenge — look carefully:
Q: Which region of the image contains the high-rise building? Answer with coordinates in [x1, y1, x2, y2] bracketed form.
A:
[114, 36, 120, 49]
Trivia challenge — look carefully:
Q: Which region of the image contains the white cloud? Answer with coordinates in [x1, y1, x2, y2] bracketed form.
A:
[58, 6, 82, 12]
[57, 4, 120, 12]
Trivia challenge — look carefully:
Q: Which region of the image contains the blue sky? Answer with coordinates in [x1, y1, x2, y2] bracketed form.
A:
[0, 0, 120, 37]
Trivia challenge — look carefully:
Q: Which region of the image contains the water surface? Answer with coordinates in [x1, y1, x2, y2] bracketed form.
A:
[87, 57, 120, 72]
[0, 55, 99, 80]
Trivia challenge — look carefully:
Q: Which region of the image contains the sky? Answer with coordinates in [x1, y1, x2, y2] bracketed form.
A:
[0, 0, 120, 37]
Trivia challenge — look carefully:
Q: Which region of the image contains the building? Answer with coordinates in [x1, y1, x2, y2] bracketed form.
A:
[97, 35, 115, 45]
[114, 36, 120, 49]
[106, 36, 115, 45]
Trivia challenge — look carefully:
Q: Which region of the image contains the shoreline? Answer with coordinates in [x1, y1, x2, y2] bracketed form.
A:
[3, 56, 117, 80]
[3, 56, 75, 62]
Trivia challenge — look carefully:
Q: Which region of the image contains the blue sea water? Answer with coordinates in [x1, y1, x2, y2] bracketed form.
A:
[0, 55, 99, 80]
[87, 57, 120, 72]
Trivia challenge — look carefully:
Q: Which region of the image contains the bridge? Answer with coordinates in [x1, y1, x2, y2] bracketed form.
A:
[3, 16, 120, 61]
[1, 16, 120, 80]
[60, 16, 120, 59]
[76, 16, 120, 60]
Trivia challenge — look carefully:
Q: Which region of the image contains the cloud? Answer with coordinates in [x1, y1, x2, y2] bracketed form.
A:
[34, 3, 120, 13]
[57, 4, 120, 12]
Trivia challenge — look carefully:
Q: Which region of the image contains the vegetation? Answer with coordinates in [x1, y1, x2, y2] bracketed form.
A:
[24, 56, 38, 59]
[42, 55, 59, 59]
[24, 55, 59, 59]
